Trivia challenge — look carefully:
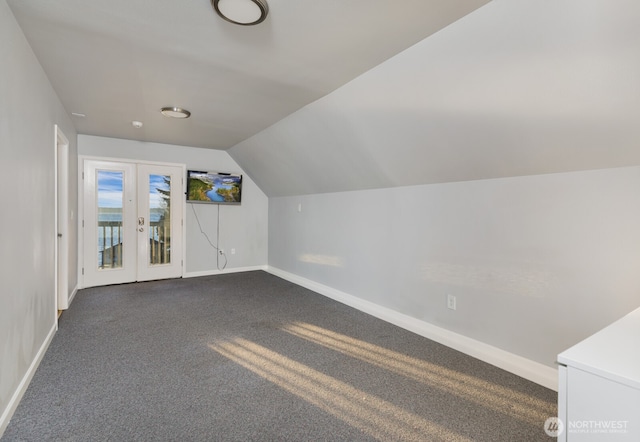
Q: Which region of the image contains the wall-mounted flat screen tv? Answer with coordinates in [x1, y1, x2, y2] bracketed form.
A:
[186, 170, 242, 204]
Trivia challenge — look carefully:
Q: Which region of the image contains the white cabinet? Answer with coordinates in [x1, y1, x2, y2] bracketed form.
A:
[557, 307, 640, 441]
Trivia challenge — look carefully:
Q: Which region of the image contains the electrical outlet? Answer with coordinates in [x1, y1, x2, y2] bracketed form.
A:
[231, 248, 236, 255]
[447, 294, 457, 311]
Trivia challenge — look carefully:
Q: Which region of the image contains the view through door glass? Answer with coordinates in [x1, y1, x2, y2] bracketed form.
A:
[97, 170, 124, 269]
[148, 174, 171, 265]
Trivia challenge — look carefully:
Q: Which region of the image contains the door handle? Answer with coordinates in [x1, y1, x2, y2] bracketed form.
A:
[138, 216, 145, 226]
[138, 227, 144, 232]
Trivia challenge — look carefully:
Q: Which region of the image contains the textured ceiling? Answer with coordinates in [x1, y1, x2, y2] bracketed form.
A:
[6, 0, 490, 150]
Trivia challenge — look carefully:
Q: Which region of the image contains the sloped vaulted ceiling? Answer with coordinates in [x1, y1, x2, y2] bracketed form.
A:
[229, 0, 640, 197]
[6, 0, 490, 150]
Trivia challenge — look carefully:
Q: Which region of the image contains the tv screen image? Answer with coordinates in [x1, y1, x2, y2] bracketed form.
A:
[186, 170, 242, 204]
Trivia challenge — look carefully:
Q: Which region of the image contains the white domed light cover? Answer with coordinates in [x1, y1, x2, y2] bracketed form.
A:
[212, 0, 269, 26]
[160, 107, 191, 119]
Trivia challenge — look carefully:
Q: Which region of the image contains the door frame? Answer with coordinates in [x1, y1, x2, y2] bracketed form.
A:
[78, 156, 187, 289]
[55, 125, 70, 319]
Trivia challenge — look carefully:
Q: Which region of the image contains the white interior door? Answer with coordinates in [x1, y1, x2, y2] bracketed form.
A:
[83, 160, 137, 287]
[136, 164, 183, 282]
[82, 159, 183, 288]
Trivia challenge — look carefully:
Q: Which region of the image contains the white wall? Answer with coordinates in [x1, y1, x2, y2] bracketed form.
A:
[227, 0, 640, 388]
[0, 0, 78, 432]
[78, 135, 268, 276]
[230, 0, 640, 197]
[269, 166, 640, 373]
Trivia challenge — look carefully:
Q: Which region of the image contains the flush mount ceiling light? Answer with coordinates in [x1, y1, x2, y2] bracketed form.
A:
[160, 107, 191, 119]
[212, 0, 269, 26]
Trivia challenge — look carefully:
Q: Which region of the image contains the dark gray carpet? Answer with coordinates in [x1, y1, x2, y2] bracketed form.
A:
[2, 271, 556, 441]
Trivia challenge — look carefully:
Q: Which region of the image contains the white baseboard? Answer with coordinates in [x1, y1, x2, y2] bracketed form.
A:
[267, 266, 558, 391]
[68, 284, 78, 306]
[184, 265, 268, 279]
[0, 322, 57, 437]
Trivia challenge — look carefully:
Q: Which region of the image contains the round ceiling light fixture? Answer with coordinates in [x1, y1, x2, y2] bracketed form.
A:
[212, 0, 269, 26]
[160, 107, 191, 119]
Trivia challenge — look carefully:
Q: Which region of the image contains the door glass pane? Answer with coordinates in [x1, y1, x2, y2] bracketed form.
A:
[149, 175, 171, 265]
[97, 170, 124, 269]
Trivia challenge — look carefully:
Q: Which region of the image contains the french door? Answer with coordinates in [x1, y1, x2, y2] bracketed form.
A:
[82, 159, 184, 288]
